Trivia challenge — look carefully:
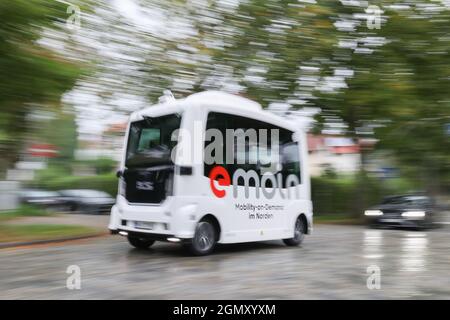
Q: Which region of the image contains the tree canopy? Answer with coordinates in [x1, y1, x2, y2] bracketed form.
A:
[0, 0, 83, 175]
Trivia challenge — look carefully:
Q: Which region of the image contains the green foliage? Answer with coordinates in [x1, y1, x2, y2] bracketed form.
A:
[80, 157, 117, 175]
[129, 0, 346, 105]
[31, 161, 117, 195]
[122, 1, 449, 192]
[0, 224, 98, 243]
[39, 109, 79, 164]
[32, 172, 118, 196]
[0, 205, 51, 223]
[311, 174, 419, 217]
[32, 166, 68, 183]
[313, 214, 361, 225]
[318, 3, 450, 191]
[0, 0, 84, 174]
[1, 0, 447, 214]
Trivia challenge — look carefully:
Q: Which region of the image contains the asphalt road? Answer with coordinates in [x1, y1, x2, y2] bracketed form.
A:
[1, 224, 450, 299]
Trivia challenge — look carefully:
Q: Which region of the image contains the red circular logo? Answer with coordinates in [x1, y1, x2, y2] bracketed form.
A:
[209, 166, 231, 198]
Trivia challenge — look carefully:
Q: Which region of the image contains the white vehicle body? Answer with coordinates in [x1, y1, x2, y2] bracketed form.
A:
[109, 91, 313, 246]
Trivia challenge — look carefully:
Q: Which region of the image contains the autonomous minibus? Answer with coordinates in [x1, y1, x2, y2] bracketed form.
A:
[109, 91, 313, 255]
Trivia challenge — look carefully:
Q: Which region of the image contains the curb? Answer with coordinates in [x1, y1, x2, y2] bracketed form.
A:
[0, 232, 108, 249]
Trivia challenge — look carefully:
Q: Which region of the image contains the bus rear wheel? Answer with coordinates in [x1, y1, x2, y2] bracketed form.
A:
[283, 216, 305, 246]
[185, 220, 217, 256]
[127, 236, 155, 249]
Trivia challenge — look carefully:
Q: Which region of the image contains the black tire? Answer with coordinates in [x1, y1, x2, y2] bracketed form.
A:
[185, 220, 217, 256]
[69, 203, 78, 213]
[283, 216, 306, 246]
[127, 236, 155, 249]
[414, 222, 431, 231]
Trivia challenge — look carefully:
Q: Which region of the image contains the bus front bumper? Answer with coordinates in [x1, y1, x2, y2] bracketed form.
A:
[108, 199, 198, 240]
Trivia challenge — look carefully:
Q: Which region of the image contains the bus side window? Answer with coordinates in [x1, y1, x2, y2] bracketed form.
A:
[280, 141, 301, 185]
[204, 112, 298, 187]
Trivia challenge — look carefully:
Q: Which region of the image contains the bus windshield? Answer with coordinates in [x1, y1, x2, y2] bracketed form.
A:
[126, 113, 181, 168]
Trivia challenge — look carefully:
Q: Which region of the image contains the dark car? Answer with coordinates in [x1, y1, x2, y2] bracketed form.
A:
[19, 189, 65, 211]
[59, 189, 115, 215]
[364, 195, 437, 229]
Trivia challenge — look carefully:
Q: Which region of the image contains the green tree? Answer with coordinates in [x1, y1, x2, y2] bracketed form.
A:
[31, 108, 78, 167]
[320, 2, 450, 192]
[120, 0, 348, 104]
[0, 0, 83, 176]
[54, 0, 449, 192]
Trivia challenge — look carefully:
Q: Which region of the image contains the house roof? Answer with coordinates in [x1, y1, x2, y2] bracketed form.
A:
[307, 134, 360, 154]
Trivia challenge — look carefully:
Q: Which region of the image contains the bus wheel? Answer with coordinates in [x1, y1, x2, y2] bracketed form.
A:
[186, 220, 217, 256]
[283, 216, 305, 246]
[127, 236, 155, 249]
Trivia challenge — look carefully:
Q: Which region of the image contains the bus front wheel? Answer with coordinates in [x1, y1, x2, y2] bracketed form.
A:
[283, 216, 305, 246]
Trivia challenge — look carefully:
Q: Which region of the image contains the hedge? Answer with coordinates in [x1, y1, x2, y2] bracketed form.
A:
[30, 173, 118, 196]
[311, 174, 418, 217]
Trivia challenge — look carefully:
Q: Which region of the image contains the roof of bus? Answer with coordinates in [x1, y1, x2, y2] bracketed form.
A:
[131, 91, 303, 132]
[185, 91, 262, 110]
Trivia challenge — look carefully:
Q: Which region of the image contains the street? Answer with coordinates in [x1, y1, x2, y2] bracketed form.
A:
[1, 224, 450, 299]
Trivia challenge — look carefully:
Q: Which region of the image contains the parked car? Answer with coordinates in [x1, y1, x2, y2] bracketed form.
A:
[364, 194, 437, 229]
[19, 189, 64, 211]
[59, 189, 115, 215]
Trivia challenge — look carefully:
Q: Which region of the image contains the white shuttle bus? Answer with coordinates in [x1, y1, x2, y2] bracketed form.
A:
[109, 91, 313, 255]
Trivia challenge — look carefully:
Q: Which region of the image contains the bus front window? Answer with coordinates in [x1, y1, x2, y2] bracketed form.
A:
[126, 114, 181, 168]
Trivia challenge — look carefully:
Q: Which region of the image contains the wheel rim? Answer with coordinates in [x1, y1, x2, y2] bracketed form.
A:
[195, 222, 215, 251]
[294, 218, 305, 240]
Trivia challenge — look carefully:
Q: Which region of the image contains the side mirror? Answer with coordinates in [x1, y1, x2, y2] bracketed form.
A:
[116, 170, 123, 178]
[292, 131, 301, 142]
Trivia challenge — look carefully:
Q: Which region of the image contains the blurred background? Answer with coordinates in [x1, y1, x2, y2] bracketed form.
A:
[0, 0, 449, 243]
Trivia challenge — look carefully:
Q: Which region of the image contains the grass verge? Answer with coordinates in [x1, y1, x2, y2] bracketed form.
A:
[314, 214, 363, 225]
[0, 224, 99, 244]
[0, 205, 52, 223]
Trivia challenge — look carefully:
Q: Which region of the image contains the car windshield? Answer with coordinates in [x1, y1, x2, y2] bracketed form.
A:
[22, 190, 59, 198]
[126, 113, 181, 168]
[382, 196, 430, 206]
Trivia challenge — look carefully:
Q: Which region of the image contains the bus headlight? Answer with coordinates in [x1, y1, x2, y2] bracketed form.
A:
[364, 210, 383, 216]
[401, 211, 425, 218]
[165, 172, 174, 196]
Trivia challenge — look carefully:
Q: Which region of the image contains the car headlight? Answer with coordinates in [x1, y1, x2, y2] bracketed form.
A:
[364, 210, 383, 216]
[401, 211, 425, 218]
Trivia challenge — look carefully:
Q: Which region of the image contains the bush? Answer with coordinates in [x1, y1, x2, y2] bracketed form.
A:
[30, 173, 118, 196]
[311, 176, 357, 216]
[88, 157, 117, 174]
[311, 173, 418, 217]
[32, 166, 68, 183]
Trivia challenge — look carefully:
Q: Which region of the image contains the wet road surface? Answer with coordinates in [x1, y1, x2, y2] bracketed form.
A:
[1, 225, 450, 299]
